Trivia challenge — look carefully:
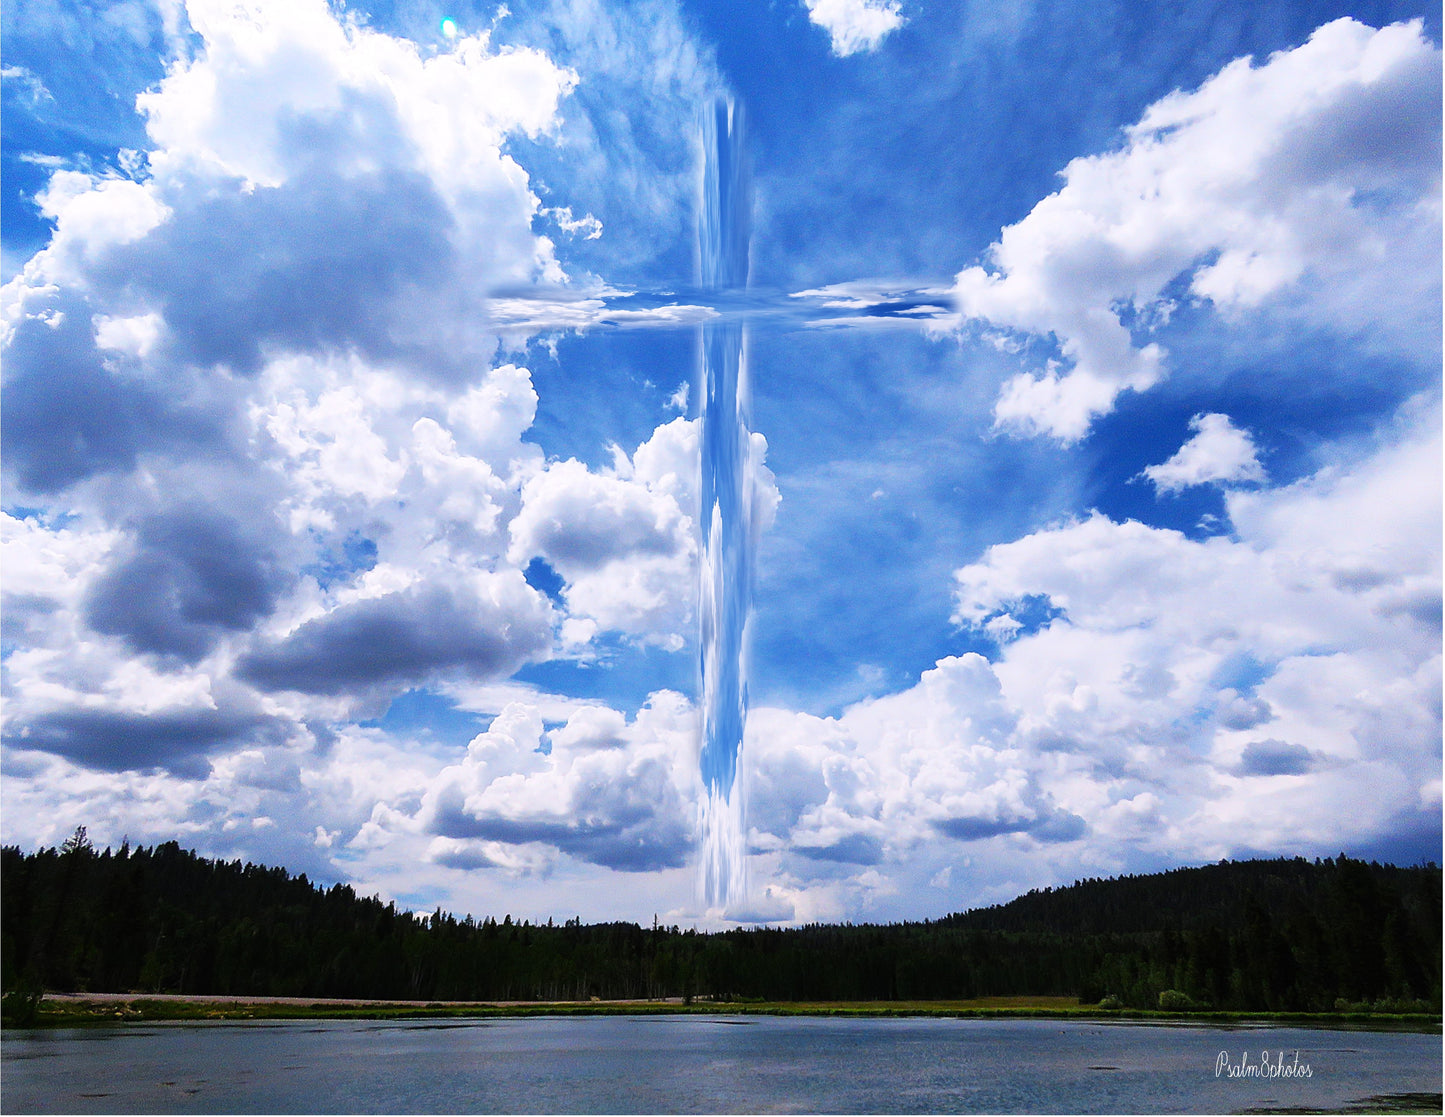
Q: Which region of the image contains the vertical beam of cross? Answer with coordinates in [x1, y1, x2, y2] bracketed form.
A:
[698, 98, 753, 911]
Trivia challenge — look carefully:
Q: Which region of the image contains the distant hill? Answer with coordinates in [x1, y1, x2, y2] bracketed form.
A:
[936, 855, 1441, 1009]
[2, 833, 1438, 1012]
[943, 856, 1438, 934]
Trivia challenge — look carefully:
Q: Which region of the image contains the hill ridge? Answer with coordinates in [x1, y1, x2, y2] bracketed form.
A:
[3, 837, 1439, 1011]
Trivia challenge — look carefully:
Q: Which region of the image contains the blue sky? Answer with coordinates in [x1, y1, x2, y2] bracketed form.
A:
[2, 0, 1440, 924]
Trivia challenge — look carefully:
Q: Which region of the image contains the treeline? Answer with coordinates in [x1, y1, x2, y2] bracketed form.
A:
[1, 832, 1438, 1012]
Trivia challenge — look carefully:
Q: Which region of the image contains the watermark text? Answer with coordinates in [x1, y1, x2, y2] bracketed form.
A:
[1216, 1051, 1313, 1079]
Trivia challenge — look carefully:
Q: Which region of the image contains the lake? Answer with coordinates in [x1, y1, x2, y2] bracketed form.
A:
[2, 1015, 1440, 1114]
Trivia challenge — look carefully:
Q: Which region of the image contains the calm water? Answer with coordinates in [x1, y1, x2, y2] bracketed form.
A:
[2, 1015, 1440, 1114]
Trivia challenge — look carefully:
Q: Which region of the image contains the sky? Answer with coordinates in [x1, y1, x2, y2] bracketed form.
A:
[1, 0, 1440, 926]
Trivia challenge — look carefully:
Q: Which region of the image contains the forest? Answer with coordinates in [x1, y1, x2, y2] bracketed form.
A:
[2, 830, 1438, 1013]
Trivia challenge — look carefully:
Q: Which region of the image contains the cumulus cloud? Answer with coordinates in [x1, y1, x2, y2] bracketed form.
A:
[509, 459, 689, 573]
[85, 504, 289, 662]
[419, 694, 699, 873]
[507, 448, 694, 644]
[0, 0, 713, 789]
[4, 0, 1435, 930]
[4, 0, 580, 398]
[954, 19, 1441, 440]
[238, 575, 553, 696]
[1, 598, 290, 778]
[0, 0, 723, 924]
[1236, 739, 1319, 777]
[13, 400, 1428, 914]
[4, 405, 1434, 916]
[747, 653, 1076, 863]
[504, 417, 777, 648]
[803, 0, 905, 57]
[952, 401, 1440, 860]
[4, 704, 281, 778]
[672, 402, 1437, 920]
[0, 291, 221, 494]
[105, 162, 457, 376]
[1142, 413, 1266, 494]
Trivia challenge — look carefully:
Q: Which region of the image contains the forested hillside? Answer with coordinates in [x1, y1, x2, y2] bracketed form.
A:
[2, 832, 1438, 1012]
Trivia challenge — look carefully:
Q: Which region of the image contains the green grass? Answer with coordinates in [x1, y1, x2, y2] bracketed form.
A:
[7, 994, 1440, 1032]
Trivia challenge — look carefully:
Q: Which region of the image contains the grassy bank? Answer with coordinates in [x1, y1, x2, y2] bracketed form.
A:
[6, 993, 1439, 1031]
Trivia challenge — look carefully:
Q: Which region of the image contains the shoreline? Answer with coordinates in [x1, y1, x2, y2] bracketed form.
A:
[7, 993, 1440, 1032]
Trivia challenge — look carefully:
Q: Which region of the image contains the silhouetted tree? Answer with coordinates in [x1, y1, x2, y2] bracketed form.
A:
[2, 842, 1438, 1012]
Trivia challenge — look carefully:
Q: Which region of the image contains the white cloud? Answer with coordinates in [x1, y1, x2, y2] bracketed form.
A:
[663, 403, 1437, 919]
[0, 63, 54, 105]
[1142, 412, 1266, 493]
[953, 18, 1441, 441]
[953, 402, 1440, 855]
[4, 0, 1436, 930]
[0, 0, 718, 782]
[5, 0, 584, 388]
[503, 418, 776, 648]
[803, 0, 905, 57]
[93, 312, 164, 357]
[419, 693, 700, 873]
[507, 451, 695, 644]
[509, 458, 691, 576]
[747, 652, 1070, 866]
[27, 172, 171, 283]
[143, 0, 573, 192]
[0, 0, 723, 924]
[7, 402, 1432, 919]
[541, 205, 603, 240]
[445, 364, 541, 465]
[263, 374, 412, 507]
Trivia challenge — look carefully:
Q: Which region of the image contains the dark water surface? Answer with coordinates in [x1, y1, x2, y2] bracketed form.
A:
[2, 1015, 1440, 1114]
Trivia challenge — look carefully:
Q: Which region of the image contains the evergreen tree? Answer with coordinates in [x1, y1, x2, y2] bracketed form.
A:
[2, 841, 1438, 1011]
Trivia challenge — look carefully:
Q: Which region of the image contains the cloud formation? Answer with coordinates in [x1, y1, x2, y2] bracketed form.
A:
[238, 577, 554, 696]
[3, 397, 1437, 917]
[954, 18, 1441, 441]
[1142, 413, 1266, 494]
[1, 2, 1437, 928]
[803, 0, 906, 56]
[420, 694, 699, 873]
[953, 400, 1440, 858]
[0, 0, 723, 788]
[85, 504, 288, 662]
[1, 290, 220, 493]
